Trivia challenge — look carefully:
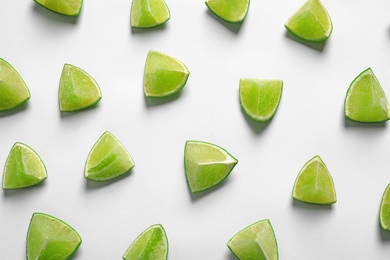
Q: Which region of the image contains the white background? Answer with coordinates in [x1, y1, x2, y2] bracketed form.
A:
[2, 0, 390, 259]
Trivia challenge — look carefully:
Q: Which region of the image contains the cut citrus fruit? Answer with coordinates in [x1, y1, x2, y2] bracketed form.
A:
[2, 142, 47, 189]
[144, 50, 190, 98]
[34, 0, 83, 16]
[292, 155, 336, 204]
[131, 0, 170, 28]
[344, 68, 390, 123]
[184, 140, 238, 193]
[123, 224, 168, 260]
[59, 64, 102, 112]
[0, 58, 30, 111]
[380, 184, 390, 231]
[84, 131, 135, 181]
[228, 219, 278, 260]
[26, 212, 82, 260]
[239, 78, 283, 122]
[284, 0, 332, 42]
[205, 0, 250, 23]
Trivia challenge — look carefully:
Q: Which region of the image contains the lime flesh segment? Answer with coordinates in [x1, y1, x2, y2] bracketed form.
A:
[380, 184, 390, 231]
[144, 51, 190, 98]
[85, 131, 135, 181]
[292, 155, 336, 205]
[184, 140, 238, 193]
[34, 0, 83, 16]
[123, 224, 168, 260]
[205, 0, 250, 23]
[344, 68, 390, 123]
[228, 219, 278, 260]
[284, 0, 332, 42]
[3, 143, 47, 189]
[131, 0, 170, 28]
[59, 64, 102, 112]
[0, 58, 30, 111]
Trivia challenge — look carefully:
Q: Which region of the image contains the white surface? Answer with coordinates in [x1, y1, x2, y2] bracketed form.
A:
[2, 0, 390, 259]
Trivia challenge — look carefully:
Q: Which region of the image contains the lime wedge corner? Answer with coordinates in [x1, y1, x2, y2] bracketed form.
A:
[205, 0, 250, 23]
[34, 0, 83, 16]
[131, 0, 170, 28]
[380, 184, 390, 231]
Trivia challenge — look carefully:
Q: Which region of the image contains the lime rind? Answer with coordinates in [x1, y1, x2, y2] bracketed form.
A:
[205, 0, 250, 23]
[380, 184, 390, 231]
[131, 0, 171, 28]
[33, 0, 83, 16]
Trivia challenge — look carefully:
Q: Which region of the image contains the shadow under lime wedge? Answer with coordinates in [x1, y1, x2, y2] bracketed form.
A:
[0, 58, 30, 112]
[131, 0, 170, 28]
[380, 184, 390, 231]
[34, 0, 83, 16]
[84, 131, 135, 181]
[239, 78, 283, 122]
[2, 143, 47, 189]
[59, 64, 102, 112]
[344, 68, 390, 123]
[292, 155, 336, 205]
[144, 50, 190, 98]
[184, 140, 238, 193]
[284, 0, 332, 42]
[123, 224, 168, 260]
[26, 213, 82, 260]
[205, 0, 250, 23]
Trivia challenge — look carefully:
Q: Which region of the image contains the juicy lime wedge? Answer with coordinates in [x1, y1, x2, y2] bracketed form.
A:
[292, 155, 336, 205]
[344, 68, 390, 123]
[144, 50, 190, 98]
[84, 131, 135, 181]
[123, 224, 168, 260]
[26, 213, 82, 260]
[184, 140, 238, 193]
[228, 219, 278, 260]
[34, 0, 83, 16]
[380, 184, 390, 231]
[205, 0, 250, 23]
[59, 64, 102, 112]
[0, 58, 30, 111]
[284, 0, 332, 42]
[239, 79, 283, 122]
[131, 0, 170, 28]
[2, 142, 47, 189]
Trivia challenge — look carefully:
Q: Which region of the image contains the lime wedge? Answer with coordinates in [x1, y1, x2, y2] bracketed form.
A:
[144, 51, 190, 98]
[292, 155, 336, 205]
[227, 219, 278, 260]
[123, 224, 168, 260]
[344, 68, 390, 123]
[239, 79, 283, 122]
[205, 0, 250, 23]
[184, 140, 238, 193]
[284, 0, 332, 42]
[131, 0, 170, 28]
[0, 58, 30, 111]
[84, 131, 135, 181]
[34, 0, 83, 16]
[380, 184, 390, 231]
[2, 142, 47, 189]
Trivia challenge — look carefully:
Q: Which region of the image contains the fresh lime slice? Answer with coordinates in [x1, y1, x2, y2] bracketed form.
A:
[228, 219, 278, 260]
[84, 131, 135, 181]
[59, 64, 102, 112]
[380, 184, 390, 231]
[284, 0, 332, 42]
[26, 213, 82, 260]
[239, 79, 283, 122]
[144, 50, 190, 98]
[34, 0, 83, 16]
[0, 58, 30, 111]
[292, 155, 336, 205]
[205, 0, 250, 23]
[2, 142, 47, 189]
[123, 224, 168, 260]
[184, 140, 238, 193]
[344, 68, 390, 123]
[131, 0, 170, 28]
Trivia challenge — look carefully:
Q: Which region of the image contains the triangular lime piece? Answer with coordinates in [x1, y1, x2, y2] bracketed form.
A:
[228, 219, 278, 260]
[144, 51, 190, 98]
[34, 0, 83, 16]
[344, 68, 390, 123]
[3, 142, 47, 189]
[131, 0, 170, 28]
[239, 79, 283, 122]
[123, 224, 168, 260]
[284, 0, 332, 42]
[27, 213, 82, 260]
[380, 184, 390, 231]
[184, 140, 238, 193]
[0, 58, 30, 111]
[84, 131, 135, 181]
[292, 155, 336, 204]
[59, 64, 102, 112]
[205, 0, 250, 23]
